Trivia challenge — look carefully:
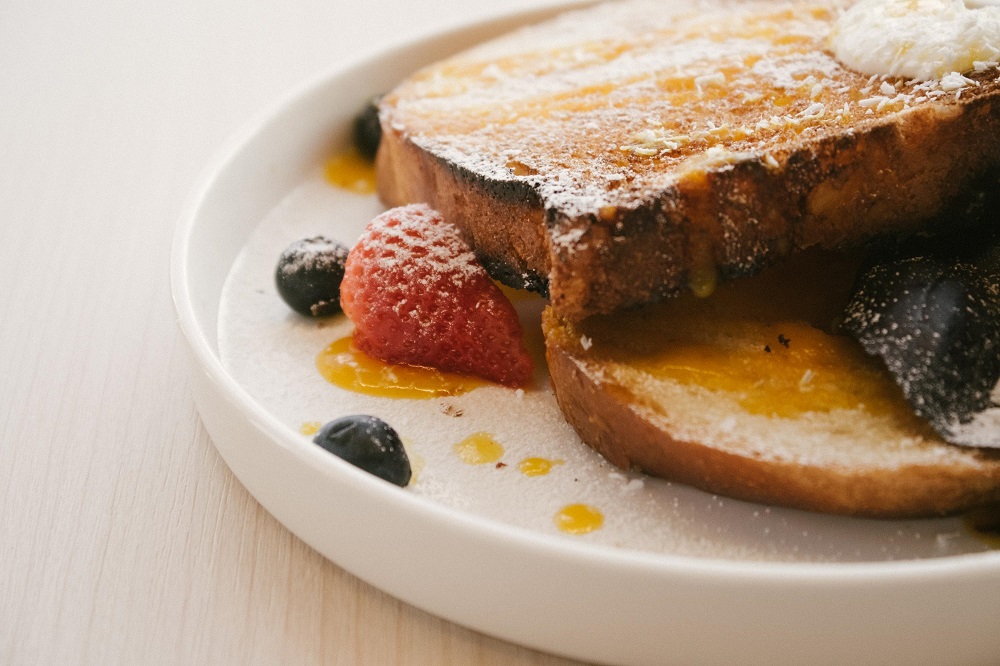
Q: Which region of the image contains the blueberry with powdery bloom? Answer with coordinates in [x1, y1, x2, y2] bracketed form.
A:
[275, 236, 349, 317]
[841, 223, 1000, 447]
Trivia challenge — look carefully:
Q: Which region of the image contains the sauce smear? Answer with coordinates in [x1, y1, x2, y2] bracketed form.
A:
[317, 335, 486, 399]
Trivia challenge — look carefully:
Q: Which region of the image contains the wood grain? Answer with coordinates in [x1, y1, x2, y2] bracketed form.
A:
[0, 0, 584, 662]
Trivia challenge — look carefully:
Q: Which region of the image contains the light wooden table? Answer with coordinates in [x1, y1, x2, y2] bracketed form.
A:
[0, 0, 583, 662]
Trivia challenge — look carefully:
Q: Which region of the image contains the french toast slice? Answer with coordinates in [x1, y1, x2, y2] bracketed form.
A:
[542, 249, 1000, 517]
[377, 0, 1000, 321]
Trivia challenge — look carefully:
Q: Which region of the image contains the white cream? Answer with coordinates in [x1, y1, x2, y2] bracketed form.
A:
[831, 0, 1000, 80]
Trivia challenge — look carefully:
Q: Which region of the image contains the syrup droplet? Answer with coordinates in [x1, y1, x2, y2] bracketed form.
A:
[323, 148, 377, 194]
[299, 421, 323, 436]
[496, 282, 541, 303]
[688, 260, 718, 298]
[518, 457, 564, 477]
[317, 335, 487, 399]
[453, 432, 505, 465]
[554, 503, 604, 534]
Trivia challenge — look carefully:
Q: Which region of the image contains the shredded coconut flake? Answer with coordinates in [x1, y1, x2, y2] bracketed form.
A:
[800, 102, 825, 117]
[939, 71, 977, 91]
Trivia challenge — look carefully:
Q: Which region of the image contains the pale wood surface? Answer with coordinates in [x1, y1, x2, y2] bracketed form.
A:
[0, 1, 584, 663]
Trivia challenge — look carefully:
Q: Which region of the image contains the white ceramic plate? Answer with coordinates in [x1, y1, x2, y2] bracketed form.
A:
[172, 5, 1000, 665]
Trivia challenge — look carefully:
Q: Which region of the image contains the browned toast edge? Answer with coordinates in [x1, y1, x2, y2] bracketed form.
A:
[542, 308, 1000, 518]
[379, 82, 1000, 321]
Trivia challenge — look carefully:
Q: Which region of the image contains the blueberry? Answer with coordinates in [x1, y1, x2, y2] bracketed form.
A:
[275, 236, 349, 317]
[313, 415, 411, 486]
[353, 95, 382, 161]
[842, 223, 1000, 445]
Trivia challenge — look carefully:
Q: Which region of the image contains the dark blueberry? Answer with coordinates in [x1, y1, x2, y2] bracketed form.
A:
[353, 95, 383, 161]
[841, 223, 1000, 445]
[313, 415, 411, 486]
[275, 236, 349, 317]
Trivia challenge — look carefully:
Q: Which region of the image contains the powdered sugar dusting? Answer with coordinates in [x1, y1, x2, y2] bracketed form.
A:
[384, 0, 999, 236]
[360, 203, 481, 287]
[947, 379, 1000, 447]
[341, 203, 533, 386]
[277, 236, 349, 276]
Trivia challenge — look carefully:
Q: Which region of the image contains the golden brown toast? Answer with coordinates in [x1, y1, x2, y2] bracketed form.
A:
[377, 0, 1000, 321]
[542, 249, 1000, 517]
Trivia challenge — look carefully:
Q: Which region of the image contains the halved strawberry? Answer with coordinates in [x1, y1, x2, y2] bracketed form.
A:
[340, 204, 533, 387]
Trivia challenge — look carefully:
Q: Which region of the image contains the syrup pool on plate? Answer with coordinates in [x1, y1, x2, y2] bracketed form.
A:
[453, 432, 505, 465]
[555, 504, 604, 535]
[323, 148, 377, 194]
[317, 334, 487, 398]
[518, 457, 564, 477]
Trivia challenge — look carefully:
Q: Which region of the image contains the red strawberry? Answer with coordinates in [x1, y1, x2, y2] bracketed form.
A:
[340, 204, 533, 387]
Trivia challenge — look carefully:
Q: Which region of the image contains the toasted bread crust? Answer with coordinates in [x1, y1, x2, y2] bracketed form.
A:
[380, 89, 1000, 320]
[543, 309, 1000, 518]
[376, 128, 550, 294]
[377, 0, 1000, 321]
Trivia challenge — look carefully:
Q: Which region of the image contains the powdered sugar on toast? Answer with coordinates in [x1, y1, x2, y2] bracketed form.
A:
[383, 0, 1000, 235]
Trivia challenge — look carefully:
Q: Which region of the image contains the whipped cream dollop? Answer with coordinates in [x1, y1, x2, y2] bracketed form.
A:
[832, 0, 1000, 80]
